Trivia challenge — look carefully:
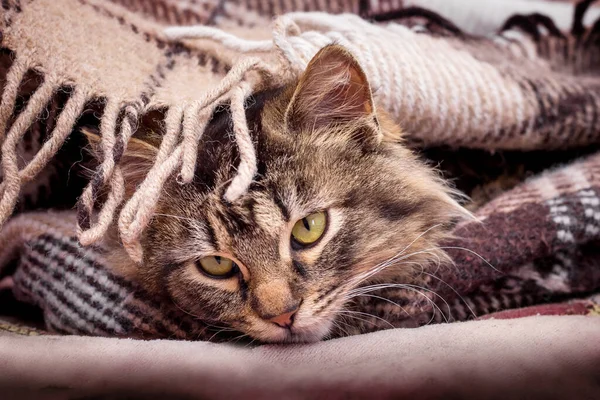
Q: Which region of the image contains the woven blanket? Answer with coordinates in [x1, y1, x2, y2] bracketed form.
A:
[1, 0, 600, 340]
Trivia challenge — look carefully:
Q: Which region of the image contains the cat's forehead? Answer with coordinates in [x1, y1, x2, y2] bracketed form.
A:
[162, 86, 432, 243]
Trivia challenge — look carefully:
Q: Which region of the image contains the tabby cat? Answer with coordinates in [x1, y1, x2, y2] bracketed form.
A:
[86, 45, 469, 343]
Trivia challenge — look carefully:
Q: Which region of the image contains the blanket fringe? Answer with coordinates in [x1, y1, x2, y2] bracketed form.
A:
[76, 98, 121, 237]
[179, 103, 215, 185]
[113, 57, 284, 262]
[114, 104, 184, 261]
[19, 87, 88, 183]
[0, 75, 59, 226]
[77, 99, 143, 244]
[500, 1, 600, 74]
[0, 57, 27, 144]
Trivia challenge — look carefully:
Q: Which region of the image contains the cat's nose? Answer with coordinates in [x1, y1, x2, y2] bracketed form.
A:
[269, 307, 298, 329]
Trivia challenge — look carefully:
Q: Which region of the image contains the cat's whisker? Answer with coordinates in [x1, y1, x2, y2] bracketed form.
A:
[437, 246, 500, 273]
[334, 318, 354, 334]
[171, 299, 204, 320]
[346, 244, 497, 320]
[345, 240, 497, 320]
[332, 311, 386, 329]
[349, 249, 442, 288]
[343, 223, 444, 289]
[335, 310, 396, 329]
[364, 250, 442, 284]
[207, 326, 240, 332]
[399, 284, 450, 324]
[200, 320, 240, 331]
[196, 327, 222, 341]
[312, 259, 430, 330]
[311, 281, 358, 314]
[384, 245, 497, 277]
[345, 283, 450, 323]
[346, 251, 434, 292]
[329, 319, 350, 339]
[171, 299, 239, 332]
[424, 312, 436, 326]
[338, 287, 440, 327]
[353, 293, 411, 317]
[227, 333, 250, 344]
[313, 279, 438, 336]
[421, 271, 477, 319]
[349, 258, 434, 291]
[349, 282, 437, 301]
[154, 213, 198, 224]
[208, 327, 236, 342]
[205, 323, 239, 331]
[427, 253, 444, 277]
[388, 223, 444, 261]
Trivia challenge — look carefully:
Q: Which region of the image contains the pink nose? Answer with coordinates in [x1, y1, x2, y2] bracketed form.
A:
[269, 308, 298, 328]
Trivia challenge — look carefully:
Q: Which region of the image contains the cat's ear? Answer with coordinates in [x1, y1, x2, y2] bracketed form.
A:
[284, 44, 381, 147]
[80, 126, 158, 197]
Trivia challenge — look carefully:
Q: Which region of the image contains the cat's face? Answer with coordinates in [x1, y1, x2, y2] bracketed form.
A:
[107, 45, 467, 343]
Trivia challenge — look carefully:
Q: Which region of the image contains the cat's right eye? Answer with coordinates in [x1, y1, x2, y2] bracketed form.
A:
[291, 211, 327, 248]
[197, 256, 237, 279]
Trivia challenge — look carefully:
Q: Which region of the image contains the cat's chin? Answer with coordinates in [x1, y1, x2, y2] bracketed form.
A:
[244, 319, 334, 344]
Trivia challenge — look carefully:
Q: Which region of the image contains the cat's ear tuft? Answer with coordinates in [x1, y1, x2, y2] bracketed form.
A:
[80, 126, 159, 198]
[80, 126, 159, 162]
[284, 44, 381, 147]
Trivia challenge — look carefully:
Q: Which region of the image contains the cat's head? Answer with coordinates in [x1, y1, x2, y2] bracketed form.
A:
[95, 45, 469, 343]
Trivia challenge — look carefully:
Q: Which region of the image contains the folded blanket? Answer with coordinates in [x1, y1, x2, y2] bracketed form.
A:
[1, 316, 599, 400]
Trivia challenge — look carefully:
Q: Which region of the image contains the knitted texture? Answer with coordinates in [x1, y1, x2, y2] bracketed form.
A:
[1, 0, 600, 338]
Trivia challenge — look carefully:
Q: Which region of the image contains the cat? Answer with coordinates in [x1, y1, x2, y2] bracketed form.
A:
[83, 44, 469, 343]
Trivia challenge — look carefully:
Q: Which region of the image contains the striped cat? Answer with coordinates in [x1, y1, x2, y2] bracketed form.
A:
[84, 45, 469, 343]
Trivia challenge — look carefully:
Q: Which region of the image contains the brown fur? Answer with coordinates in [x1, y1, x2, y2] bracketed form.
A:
[86, 45, 470, 343]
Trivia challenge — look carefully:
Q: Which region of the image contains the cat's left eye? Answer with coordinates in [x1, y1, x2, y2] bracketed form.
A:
[291, 211, 327, 247]
[197, 256, 237, 279]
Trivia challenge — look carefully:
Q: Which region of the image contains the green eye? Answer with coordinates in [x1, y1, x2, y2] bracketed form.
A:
[197, 256, 237, 278]
[291, 211, 327, 247]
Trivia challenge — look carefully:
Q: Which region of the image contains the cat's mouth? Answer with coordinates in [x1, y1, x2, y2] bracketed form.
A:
[267, 324, 332, 344]
[241, 315, 334, 344]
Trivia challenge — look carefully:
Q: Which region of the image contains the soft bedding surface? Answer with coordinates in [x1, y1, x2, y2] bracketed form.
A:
[1, 316, 599, 400]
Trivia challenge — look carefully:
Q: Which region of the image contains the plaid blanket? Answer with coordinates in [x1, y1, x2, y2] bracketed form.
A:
[1, 0, 600, 339]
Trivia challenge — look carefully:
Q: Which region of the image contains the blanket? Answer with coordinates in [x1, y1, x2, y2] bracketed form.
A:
[1, 316, 599, 399]
[0, 0, 600, 341]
